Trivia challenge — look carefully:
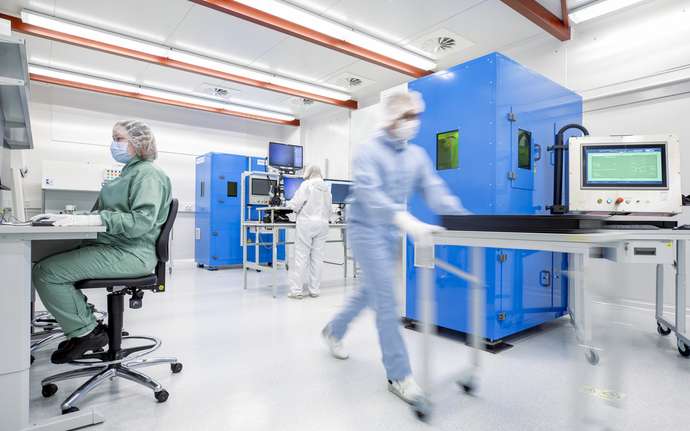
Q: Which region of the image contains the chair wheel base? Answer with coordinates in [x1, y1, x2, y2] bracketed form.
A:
[62, 406, 79, 415]
[155, 390, 169, 402]
[42, 383, 58, 398]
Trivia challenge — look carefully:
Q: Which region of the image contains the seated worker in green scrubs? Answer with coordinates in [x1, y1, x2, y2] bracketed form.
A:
[33, 120, 172, 364]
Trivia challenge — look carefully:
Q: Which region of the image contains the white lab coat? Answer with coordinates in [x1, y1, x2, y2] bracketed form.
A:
[286, 178, 332, 295]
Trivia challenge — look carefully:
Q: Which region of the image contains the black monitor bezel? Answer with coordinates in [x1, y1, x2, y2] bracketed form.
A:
[268, 142, 304, 169]
[581, 143, 668, 189]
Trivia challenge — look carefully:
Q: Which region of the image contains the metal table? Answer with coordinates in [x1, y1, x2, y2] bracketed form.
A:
[411, 228, 690, 422]
[0, 225, 106, 431]
[241, 221, 349, 297]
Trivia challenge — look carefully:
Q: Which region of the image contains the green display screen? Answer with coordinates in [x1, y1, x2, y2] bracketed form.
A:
[517, 129, 531, 170]
[583, 144, 666, 187]
[437, 130, 459, 171]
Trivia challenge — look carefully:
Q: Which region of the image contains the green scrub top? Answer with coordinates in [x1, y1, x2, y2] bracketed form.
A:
[87, 157, 172, 267]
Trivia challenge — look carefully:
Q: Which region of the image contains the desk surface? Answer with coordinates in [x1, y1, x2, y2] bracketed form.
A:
[431, 229, 690, 253]
[243, 222, 346, 228]
[0, 225, 105, 240]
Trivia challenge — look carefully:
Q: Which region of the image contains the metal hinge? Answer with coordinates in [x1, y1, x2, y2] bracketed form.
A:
[507, 112, 517, 122]
[497, 253, 508, 263]
[497, 312, 507, 321]
[507, 171, 517, 181]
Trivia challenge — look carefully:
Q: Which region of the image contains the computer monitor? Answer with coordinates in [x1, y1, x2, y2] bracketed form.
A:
[283, 177, 303, 200]
[582, 144, 666, 188]
[568, 135, 681, 215]
[268, 142, 303, 170]
[250, 177, 275, 195]
[328, 181, 352, 205]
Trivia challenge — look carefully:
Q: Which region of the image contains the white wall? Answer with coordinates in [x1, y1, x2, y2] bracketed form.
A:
[20, 84, 295, 262]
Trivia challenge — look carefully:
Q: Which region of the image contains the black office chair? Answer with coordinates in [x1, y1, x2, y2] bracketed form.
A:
[41, 199, 183, 414]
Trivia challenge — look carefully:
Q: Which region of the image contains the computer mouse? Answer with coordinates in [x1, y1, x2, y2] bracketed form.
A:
[674, 224, 690, 230]
[34, 215, 50, 222]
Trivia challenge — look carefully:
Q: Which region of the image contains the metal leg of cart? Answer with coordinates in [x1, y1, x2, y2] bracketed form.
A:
[242, 225, 248, 290]
[272, 228, 278, 299]
[653, 240, 690, 355]
[412, 245, 485, 421]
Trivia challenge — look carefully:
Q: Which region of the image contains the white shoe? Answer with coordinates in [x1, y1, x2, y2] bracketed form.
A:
[388, 376, 425, 404]
[287, 292, 304, 300]
[309, 292, 320, 298]
[321, 325, 349, 359]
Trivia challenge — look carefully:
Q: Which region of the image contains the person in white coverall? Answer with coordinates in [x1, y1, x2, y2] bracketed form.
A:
[286, 165, 333, 299]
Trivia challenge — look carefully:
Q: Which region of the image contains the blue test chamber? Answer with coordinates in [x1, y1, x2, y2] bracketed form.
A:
[405, 53, 583, 341]
[195, 153, 283, 269]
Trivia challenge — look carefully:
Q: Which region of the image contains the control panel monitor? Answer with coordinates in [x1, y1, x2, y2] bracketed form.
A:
[569, 135, 681, 215]
[249, 177, 277, 205]
[269, 142, 303, 170]
[283, 176, 303, 201]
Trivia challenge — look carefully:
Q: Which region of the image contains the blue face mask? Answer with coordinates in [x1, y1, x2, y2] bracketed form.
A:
[110, 140, 133, 164]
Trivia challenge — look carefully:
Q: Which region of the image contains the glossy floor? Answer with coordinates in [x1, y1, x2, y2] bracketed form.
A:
[29, 263, 690, 430]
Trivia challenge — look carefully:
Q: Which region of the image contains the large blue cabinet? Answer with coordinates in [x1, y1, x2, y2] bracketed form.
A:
[405, 53, 582, 341]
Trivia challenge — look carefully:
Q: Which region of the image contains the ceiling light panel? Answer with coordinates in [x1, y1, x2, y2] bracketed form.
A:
[569, 0, 647, 23]
[203, 0, 437, 73]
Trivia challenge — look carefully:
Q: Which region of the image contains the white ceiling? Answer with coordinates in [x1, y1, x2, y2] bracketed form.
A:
[1, 0, 584, 120]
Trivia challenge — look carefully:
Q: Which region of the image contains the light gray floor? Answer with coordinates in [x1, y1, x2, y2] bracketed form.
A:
[29, 263, 690, 431]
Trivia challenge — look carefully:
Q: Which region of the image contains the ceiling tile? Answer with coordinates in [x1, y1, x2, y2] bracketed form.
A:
[167, 4, 288, 66]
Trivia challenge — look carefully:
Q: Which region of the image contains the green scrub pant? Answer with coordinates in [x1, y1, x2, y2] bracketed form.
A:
[33, 245, 153, 339]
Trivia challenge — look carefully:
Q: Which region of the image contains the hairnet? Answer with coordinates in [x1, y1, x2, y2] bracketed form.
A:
[113, 120, 157, 161]
[382, 91, 425, 128]
[303, 165, 323, 180]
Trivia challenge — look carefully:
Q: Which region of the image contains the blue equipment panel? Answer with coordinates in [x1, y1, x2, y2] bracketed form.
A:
[406, 53, 582, 341]
[195, 153, 283, 269]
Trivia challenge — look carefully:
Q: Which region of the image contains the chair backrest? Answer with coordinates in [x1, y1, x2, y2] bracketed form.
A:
[156, 198, 178, 263]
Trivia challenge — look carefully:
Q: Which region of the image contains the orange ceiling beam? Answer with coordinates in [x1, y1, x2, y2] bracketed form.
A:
[30, 73, 300, 126]
[500, 0, 571, 41]
[0, 12, 356, 109]
[190, 0, 432, 78]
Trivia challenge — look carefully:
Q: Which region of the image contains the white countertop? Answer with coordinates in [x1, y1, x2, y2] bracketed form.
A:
[0, 224, 105, 240]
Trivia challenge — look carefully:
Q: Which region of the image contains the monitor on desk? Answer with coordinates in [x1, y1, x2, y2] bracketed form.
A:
[327, 180, 352, 205]
[283, 177, 303, 201]
[268, 142, 303, 170]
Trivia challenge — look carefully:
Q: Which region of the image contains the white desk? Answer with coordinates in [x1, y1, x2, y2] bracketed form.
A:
[410, 228, 690, 420]
[0, 225, 106, 431]
[241, 222, 348, 297]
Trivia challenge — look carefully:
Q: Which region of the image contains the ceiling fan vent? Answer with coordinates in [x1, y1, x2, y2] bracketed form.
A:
[347, 77, 363, 87]
[302, 98, 315, 105]
[327, 72, 374, 91]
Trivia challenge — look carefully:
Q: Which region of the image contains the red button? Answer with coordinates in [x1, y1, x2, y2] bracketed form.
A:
[615, 197, 624, 204]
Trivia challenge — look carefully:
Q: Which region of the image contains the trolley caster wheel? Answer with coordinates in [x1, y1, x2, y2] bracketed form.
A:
[31, 355, 35, 365]
[678, 340, 690, 357]
[657, 323, 671, 336]
[155, 390, 169, 403]
[411, 398, 431, 422]
[42, 383, 58, 398]
[171, 362, 183, 373]
[62, 407, 79, 415]
[121, 331, 129, 337]
[586, 349, 599, 366]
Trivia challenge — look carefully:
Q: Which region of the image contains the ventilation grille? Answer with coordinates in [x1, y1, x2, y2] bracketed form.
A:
[326, 72, 374, 91]
[195, 83, 239, 99]
[410, 29, 474, 59]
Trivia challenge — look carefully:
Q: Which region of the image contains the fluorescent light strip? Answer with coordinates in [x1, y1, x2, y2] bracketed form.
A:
[19, 9, 351, 104]
[233, 0, 437, 71]
[28, 65, 297, 122]
[569, 0, 647, 24]
[21, 10, 170, 57]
